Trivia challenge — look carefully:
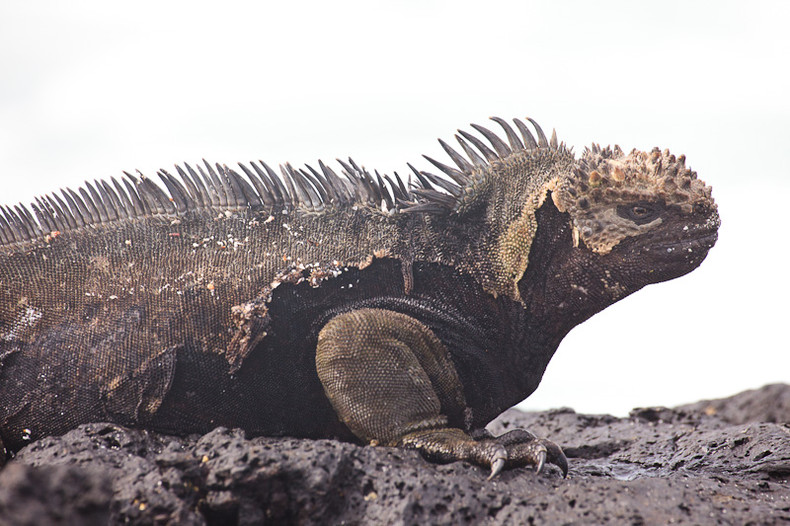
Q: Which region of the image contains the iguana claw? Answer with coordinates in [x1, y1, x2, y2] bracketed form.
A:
[486, 429, 568, 477]
[535, 448, 547, 474]
[488, 456, 506, 480]
[556, 450, 569, 478]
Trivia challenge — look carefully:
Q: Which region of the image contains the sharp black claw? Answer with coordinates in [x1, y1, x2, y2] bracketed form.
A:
[535, 448, 547, 474]
[484, 429, 568, 478]
[556, 451, 569, 478]
[488, 457, 505, 480]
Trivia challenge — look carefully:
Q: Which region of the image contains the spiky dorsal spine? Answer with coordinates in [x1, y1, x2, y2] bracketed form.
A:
[0, 117, 563, 251]
[0, 158, 409, 248]
[413, 117, 563, 217]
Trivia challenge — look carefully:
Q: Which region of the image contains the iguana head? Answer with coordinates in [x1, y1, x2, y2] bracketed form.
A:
[551, 144, 719, 285]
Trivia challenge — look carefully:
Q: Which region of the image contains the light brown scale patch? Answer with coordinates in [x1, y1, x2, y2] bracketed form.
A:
[227, 297, 270, 372]
[308, 267, 335, 287]
[358, 254, 374, 270]
[359, 249, 390, 270]
[496, 184, 553, 301]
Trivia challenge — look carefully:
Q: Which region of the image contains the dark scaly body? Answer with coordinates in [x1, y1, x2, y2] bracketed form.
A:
[0, 118, 718, 475]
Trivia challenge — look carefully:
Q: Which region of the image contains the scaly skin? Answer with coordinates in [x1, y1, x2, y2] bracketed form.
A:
[0, 117, 718, 477]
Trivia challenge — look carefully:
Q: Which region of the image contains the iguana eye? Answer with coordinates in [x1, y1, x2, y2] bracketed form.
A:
[632, 205, 649, 217]
[616, 202, 662, 225]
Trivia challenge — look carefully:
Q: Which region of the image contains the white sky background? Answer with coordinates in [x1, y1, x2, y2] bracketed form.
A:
[1, 1, 787, 416]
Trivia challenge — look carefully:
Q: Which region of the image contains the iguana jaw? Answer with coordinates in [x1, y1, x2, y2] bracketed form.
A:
[517, 193, 719, 330]
[642, 223, 719, 263]
[610, 207, 720, 284]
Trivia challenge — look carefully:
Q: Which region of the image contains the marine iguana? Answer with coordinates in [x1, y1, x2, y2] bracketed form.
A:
[0, 117, 719, 477]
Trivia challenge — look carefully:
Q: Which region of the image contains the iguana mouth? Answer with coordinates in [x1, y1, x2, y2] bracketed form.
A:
[652, 229, 718, 259]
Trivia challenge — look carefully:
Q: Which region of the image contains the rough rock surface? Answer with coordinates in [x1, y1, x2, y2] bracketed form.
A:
[1, 384, 788, 525]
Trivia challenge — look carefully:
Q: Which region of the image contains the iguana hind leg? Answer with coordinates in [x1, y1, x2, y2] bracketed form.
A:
[316, 308, 468, 445]
[316, 308, 565, 478]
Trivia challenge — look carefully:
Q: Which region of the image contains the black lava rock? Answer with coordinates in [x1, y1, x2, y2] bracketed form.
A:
[2, 384, 789, 525]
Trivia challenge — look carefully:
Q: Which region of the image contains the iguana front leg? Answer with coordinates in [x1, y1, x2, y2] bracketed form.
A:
[316, 308, 567, 478]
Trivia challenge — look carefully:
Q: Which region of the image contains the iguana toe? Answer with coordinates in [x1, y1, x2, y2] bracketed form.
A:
[479, 428, 568, 477]
[554, 447, 569, 478]
[488, 456, 506, 480]
[503, 436, 568, 477]
[399, 427, 509, 477]
[400, 425, 568, 478]
[535, 447, 547, 474]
